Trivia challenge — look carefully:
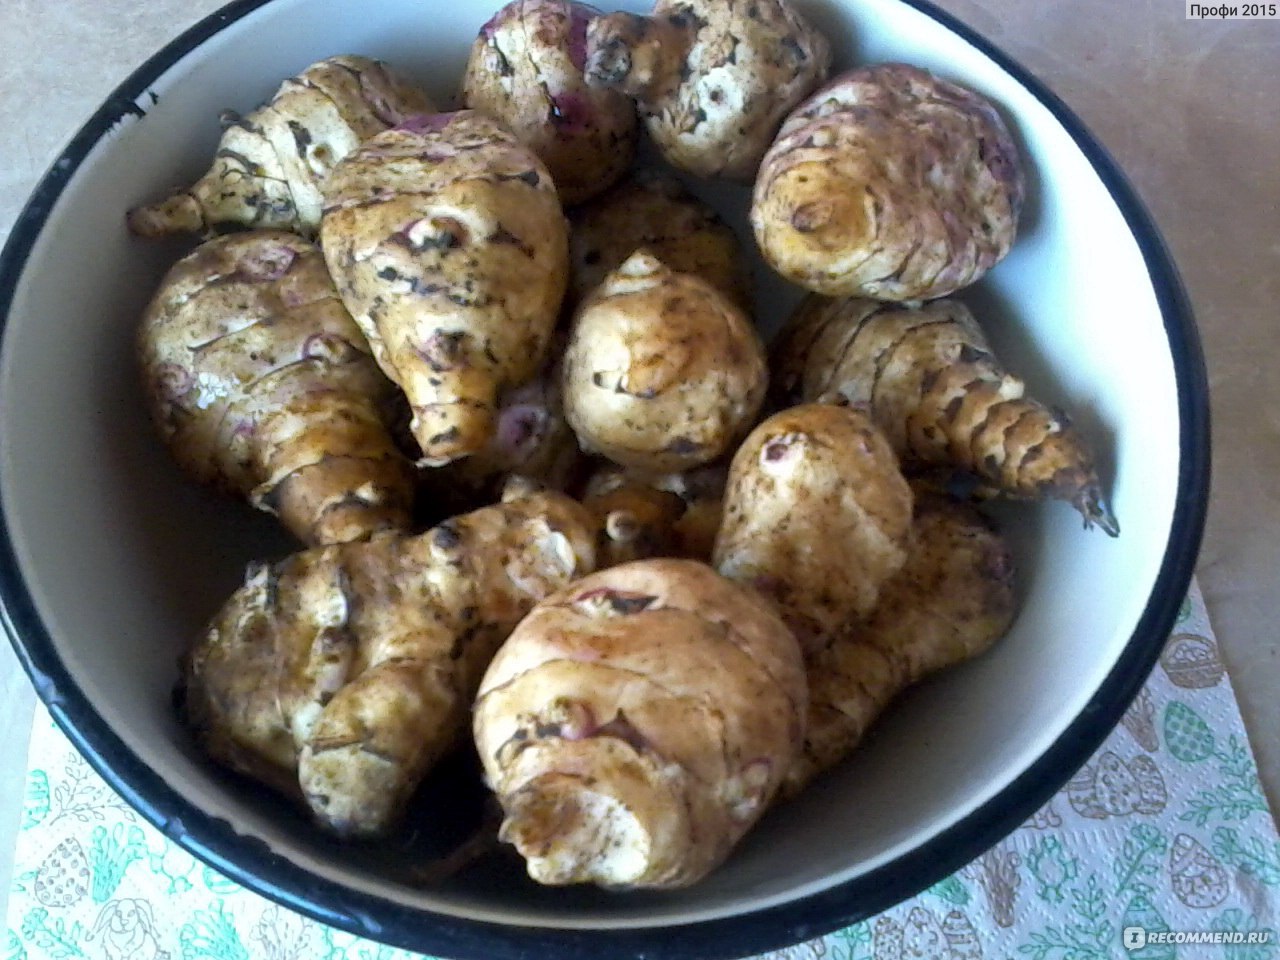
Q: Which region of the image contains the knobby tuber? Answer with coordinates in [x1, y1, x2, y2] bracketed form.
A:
[562, 250, 767, 472]
[473, 558, 806, 888]
[584, 0, 830, 180]
[785, 493, 1016, 795]
[713, 402, 914, 655]
[752, 63, 1023, 301]
[321, 111, 570, 466]
[581, 461, 727, 566]
[128, 55, 435, 237]
[569, 171, 751, 309]
[773, 295, 1119, 533]
[180, 489, 597, 839]
[462, 0, 638, 204]
[138, 230, 414, 545]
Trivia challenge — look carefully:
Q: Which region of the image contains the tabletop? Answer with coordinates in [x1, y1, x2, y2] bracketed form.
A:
[1, 0, 1277, 936]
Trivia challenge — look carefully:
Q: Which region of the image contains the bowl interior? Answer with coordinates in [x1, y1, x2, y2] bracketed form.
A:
[0, 0, 1185, 942]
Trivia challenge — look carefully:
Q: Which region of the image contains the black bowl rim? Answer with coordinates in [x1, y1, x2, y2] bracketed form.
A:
[0, 0, 1209, 957]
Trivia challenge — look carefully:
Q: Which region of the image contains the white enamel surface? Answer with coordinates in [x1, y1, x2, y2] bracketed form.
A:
[0, 0, 1182, 933]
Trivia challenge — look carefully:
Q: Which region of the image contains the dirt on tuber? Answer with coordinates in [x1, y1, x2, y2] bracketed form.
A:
[321, 110, 570, 466]
[562, 249, 767, 473]
[138, 230, 415, 546]
[713, 401, 915, 655]
[584, 0, 830, 180]
[128, 55, 436, 238]
[569, 171, 751, 310]
[785, 493, 1017, 795]
[473, 558, 806, 888]
[462, 0, 639, 205]
[179, 489, 597, 839]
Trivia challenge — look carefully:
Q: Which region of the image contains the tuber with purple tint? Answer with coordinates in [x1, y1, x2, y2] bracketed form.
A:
[583, 0, 830, 180]
[320, 110, 569, 466]
[751, 63, 1025, 301]
[137, 230, 415, 546]
[462, 0, 637, 205]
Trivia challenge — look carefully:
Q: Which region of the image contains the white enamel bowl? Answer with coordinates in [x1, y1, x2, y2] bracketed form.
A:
[0, 0, 1208, 956]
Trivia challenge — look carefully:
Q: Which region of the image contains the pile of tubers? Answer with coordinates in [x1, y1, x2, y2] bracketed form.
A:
[130, 0, 1116, 892]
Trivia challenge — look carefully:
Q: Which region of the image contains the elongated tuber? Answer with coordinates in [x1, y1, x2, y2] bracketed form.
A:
[179, 489, 597, 839]
[563, 250, 767, 472]
[584, 0, 830, 180]
[473, 558, 806, 887]
[321, 111, 570, 466]
[773, 295, 1119, 533]
[463, 0, 638, 205]
[752, 63, 1023, 300]
[128, 56, 435, 237]
[785, 494, 1016, 795]
[713, 402, 914, 654]
[138, 230, 414, 545]
[569, 171, 750, 309]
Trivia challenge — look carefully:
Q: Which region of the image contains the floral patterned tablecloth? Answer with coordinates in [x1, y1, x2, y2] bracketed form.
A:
[4, 581, 1277, 960]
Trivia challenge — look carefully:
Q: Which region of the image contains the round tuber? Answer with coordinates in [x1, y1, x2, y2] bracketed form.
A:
[562, 249, 767, 473]
[473, 558, 806, 888]
[462, 0, 639, 205]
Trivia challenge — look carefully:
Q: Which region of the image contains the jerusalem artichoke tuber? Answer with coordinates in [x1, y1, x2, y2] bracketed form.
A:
[473, 558, 806, 888]
[562, 250, 767, 473]
[462, 0, 638, 205]
[179, 489, 597, 839]
[785, 494, 1016, 795]
[138, 230, 415, 546]
[569, 171, 750, 309]
[581, 461, 727, 565]
[320, 111, 570, 466]
[713, 402, 914, 654]
[751, 63, 1023, 301]
[128, 55, 435, 237]
[584, 0, 830, 180]
[772, 295, 1119, 533]
[417, 353, 585, 517]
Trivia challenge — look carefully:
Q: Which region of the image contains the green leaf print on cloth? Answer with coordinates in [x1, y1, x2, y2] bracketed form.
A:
[89, 823, 148, 903]
[20, 772, 48, 831]
[1212, 828, 1280, 885]
[1026, 836, 1078, 904]
[19, 907, 86, 959]
[3, 929, 25, 960]
[4, 584, 1275, 960]
[180, 902, 248, 960]
[1114, 824, 1170, 901]
[1212, 909, 1277, 960]
[927, 874, 972, 906]
[1018, 874, 1114, 960]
